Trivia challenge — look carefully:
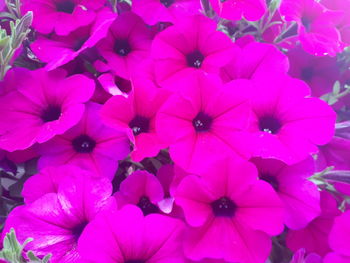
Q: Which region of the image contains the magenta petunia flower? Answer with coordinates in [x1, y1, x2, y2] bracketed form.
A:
[78, 205, 185, 262]
[114, 170, 164, 215]
[209, 0, 267, 21]
[324, 253, 350, 263]
[287, 46, 339, 98]
[21, 165, 93, 204]
[220, 41, 290, 83]
[247, 74, 336, 165]
[287, 191, 342, 256]
[37, 102, 130, 180]
[21, 0, 105, 35]
[2, 170, 116, 262]
[151, 15, 240, 91]
[31, 9, 116, 71]
[156, 73, 252, 172]
[97, 73, 133, 97]
[95, 12, 153, 80]
[0, 69, 95, 152]
[101, 84, 169, 162]
[251, 157, 320, 229]
[175, 158, 284, 262]
[280, 0, 343, 56]
[132, 0, 201, 25]
[328, 210, 350, 258]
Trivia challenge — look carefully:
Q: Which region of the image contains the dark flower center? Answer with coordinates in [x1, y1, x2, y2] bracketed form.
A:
[301, 67, 314, 82]
[192, 112, 212, 132]
[114, 39, 131, 57]
[301, 16, 312, 32]
[71, 221, 88, 240]
[73, 37, 88, 51]
[211, 197, 236, 217]
[137, 196, 159, 216]
[129, 116, 150, 136]
[125, 260, 145, 263]
[41, 105, 62, 123]
[260, 173, 279, 191]
[114, 76, 132, 94]
[160, 0, 174, 7]
[72, 134, 96, 153]
[186, 50, 205, 69]
[56, 0, 75, 14]
[259, 115, 282, 134]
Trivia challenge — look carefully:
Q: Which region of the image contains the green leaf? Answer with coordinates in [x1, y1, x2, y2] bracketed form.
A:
[333, 81, 341, 95]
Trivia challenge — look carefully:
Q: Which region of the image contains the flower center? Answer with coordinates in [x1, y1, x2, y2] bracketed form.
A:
[137, 196, 159, 216]
[56, 0, 75, 14]
[301, 16, 311, 32]
[114, 39, 131, 57]
[186, 50, 205, 69]
[72, 134, 96, 153]
[260, 174, 279, 191]
[259, 115, 282, 134]
[301, 67, 314, 82]
[114, 76, 132, 94]
[129, 116, 150, 136]
[160, 0, 174, 7]
[125, 260, 145, 263]
[71, 221, 88, 240]
[211, 197, 236, 217]
[192, 112, 212, 132]
[41, 105, 62, 123]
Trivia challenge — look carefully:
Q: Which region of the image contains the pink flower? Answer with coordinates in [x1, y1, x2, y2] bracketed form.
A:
[31, 9, 116, 71]
[248, 74, 336, 164]
[156, 73, 252, 172]
[251, 157, 320, 229]
[132, 0, 201, 25]
[287, 46, 339, 98]
[0, 69, 94, 152]
[95, 12, 153, 80]
[287, 192, 342, 256]
[78, 205, 185, 262]
[114, 170, 164, 215]
[21, 0, 105, 35]
[280, 0, 343, 56]
[221, 41, 290, 82]
[101, 84, 169, 162]
[328, 210, 350, 258]
[174, 158, 284, 262]
[209, 0, 267, 21]
[324, 253, 350, 263]
[151, 15, 240, 90]
[97, 73, 132, 97]
[2, 170, 116, 263]
[22, 165, 91, 204]
[37, 102, 130, 180]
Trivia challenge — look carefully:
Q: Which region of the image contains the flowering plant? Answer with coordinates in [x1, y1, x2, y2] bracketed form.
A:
[0, 0, 349, 262]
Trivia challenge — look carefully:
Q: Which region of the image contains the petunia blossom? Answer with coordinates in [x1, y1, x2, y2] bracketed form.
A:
[247, 74, 336, 165]
[132, 0, 201, 25]
[37, 102, 130, 180]
[279, 0, 343, 56]
[0, 68, 95, 152]
[114, 170, 164, 215]
[78, 205, 185, 263]
[30, 9, 116, 71]
[1, 170, 116, 263]
[251, 157, 320, 229]
[175, 158, 284, 263]
[21, 0, 106, 35]
[151, 14, 240, 91]
[156, 73, 253, 172]
[328, 210, 350, 258]
[209, 0, 267, 21]
[101, 83, 169, 162]
[95, 12, 153, 80]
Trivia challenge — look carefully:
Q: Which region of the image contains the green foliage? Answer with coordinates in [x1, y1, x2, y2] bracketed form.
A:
[0, 228, 51, 263]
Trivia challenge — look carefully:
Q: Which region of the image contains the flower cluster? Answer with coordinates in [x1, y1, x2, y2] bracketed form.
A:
[0, 0, 349, 262]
